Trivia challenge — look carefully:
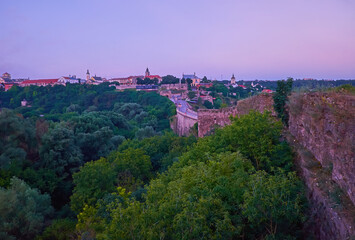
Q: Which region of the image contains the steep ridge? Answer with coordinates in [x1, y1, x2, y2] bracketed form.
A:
[287, 92, 355, 239]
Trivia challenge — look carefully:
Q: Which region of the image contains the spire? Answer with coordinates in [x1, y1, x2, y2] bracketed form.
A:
[145, 67, 150, 77]
[86, 69, 90, 74]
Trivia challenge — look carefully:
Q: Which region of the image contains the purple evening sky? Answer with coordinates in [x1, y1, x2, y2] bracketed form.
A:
[0, 0, 354, 80]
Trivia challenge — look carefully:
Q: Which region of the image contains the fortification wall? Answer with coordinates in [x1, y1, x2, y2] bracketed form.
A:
[287, 92, 355, 239]
[197, 108, 238, 137]
[171, 109, 198, 136]
[160, 83, 188, 90]
[288, 92, 355, 205]
[197, 93, 274, 137]
[236, 93, 275, 116]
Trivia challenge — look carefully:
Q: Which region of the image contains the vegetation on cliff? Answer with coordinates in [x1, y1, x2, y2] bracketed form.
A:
[0, 83, 312, 239]
[273, 78, 293, 126]
[71, 111, 305, 239]
[0, 84, 179, 239]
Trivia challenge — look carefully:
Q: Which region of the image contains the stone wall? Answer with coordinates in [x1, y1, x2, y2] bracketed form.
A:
[236, 93, 275, 116]
[160, 83, 188, 90]
[285, 132, 355, 239]
[171, 109, 198, 136]
[288, 92, 355, 205]
[197, 108, 238, 137]
[287, 92, 355, 239]
[197, 93, 274, 137]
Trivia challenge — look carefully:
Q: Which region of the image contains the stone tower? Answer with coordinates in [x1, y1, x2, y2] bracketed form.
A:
[231, 74, 236, 85]
[145, 67, 150, 77]
[86, 69, 90, 81]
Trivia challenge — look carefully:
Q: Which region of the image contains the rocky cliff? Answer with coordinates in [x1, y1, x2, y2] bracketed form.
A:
[288, 92, 355, 206]
[287, 92, 355, 239]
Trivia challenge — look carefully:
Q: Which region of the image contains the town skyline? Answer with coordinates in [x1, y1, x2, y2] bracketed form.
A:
[1, 0, 355, 80]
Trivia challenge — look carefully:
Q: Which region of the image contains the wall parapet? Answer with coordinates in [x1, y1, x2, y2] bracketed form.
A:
[198, 94, 274, 137]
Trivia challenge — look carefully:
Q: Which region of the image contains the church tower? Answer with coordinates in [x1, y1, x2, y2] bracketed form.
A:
[86, 69, 90, 81]
[145, 67, 150, 77]
[231, 74, 236, 85]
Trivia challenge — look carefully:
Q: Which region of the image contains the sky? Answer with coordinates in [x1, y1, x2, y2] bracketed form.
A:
[0, 0, 355, 80]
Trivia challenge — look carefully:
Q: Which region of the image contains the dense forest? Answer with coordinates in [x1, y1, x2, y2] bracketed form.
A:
[0, 82, 309, 239]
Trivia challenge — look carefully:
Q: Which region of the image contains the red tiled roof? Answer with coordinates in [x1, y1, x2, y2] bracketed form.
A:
[111, 78, 130, 80]
[262, 89, 273, 93]
[4, 83, 14, 90]
[146, 75, 161, 79]
[238, 85, 247, 88]
[21, 79, 58, 84]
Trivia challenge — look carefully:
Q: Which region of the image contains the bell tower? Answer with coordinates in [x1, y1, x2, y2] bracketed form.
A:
[145, 67, 150, 77]
[231, 74, 236, 85]
[86, 69, 90, 81]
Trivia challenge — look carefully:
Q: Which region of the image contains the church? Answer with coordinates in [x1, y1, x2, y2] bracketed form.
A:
[144, 68, 162, 83]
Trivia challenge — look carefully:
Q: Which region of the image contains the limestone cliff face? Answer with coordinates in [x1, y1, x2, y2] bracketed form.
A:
[288, 92, 355, 206]
[287, 92, 355, 239]
[285, 132, 355, 239]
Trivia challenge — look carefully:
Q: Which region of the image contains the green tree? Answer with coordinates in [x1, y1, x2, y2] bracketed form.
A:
[111, 148, 152, 186]
[273, 78, 293, 126]
[223, 111, 283, 170]
[242, 171, 305, 239]
[71, 158, 116, 214]
[37, 218, 77, 240]
[0, 177, 53, 240]
[39, 125, 83, 177]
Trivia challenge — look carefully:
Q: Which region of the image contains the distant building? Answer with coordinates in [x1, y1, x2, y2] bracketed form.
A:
[57, 75, 81, 84]
[262, 89, 273, 93]
[231, 74, 236, 85]
[86, 69, 90, 81]
[4, 83, 16, 91]
[21, 99, 28, 107]
[144, 67, 162, 83]
[2, 72, 11, 80]
[136, 84, 159, 91]
[0, 72, 12, 83]
[196, 82, 213, 88]
[183, 73, 200, 86]
[87, 75, 105, 84]
[109, 76, 143, 85]
[20, 78, 59, 87]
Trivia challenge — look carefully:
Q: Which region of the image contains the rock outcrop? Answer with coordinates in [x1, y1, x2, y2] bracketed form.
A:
[288, 92, 355, 206]
[287, 92, 355, 239]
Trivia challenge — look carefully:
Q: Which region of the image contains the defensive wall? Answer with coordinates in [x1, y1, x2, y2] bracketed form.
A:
[171, 108, 198, 136]
[171, 91, 355, 238]
[286, 92, 355, 239]
[197, 93, 275, 137]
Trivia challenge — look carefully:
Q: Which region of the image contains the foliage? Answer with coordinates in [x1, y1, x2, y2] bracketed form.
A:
[242, 170, 304, 238]
[203, 100, 213, 109]
[36, 218, 77, 240]
[161, 75, 179, 84]
[273, 78, 293, 126]
[223, 111, 283, 170]
[72, 111, 305, 239]
[0, 177, 53, 240]
[71, 158, 117, 214]
[39, 124, 83, 177]
[333, 84, 355, 95]
[0, 109, 36, 169]
[187, 91, 197, 99]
